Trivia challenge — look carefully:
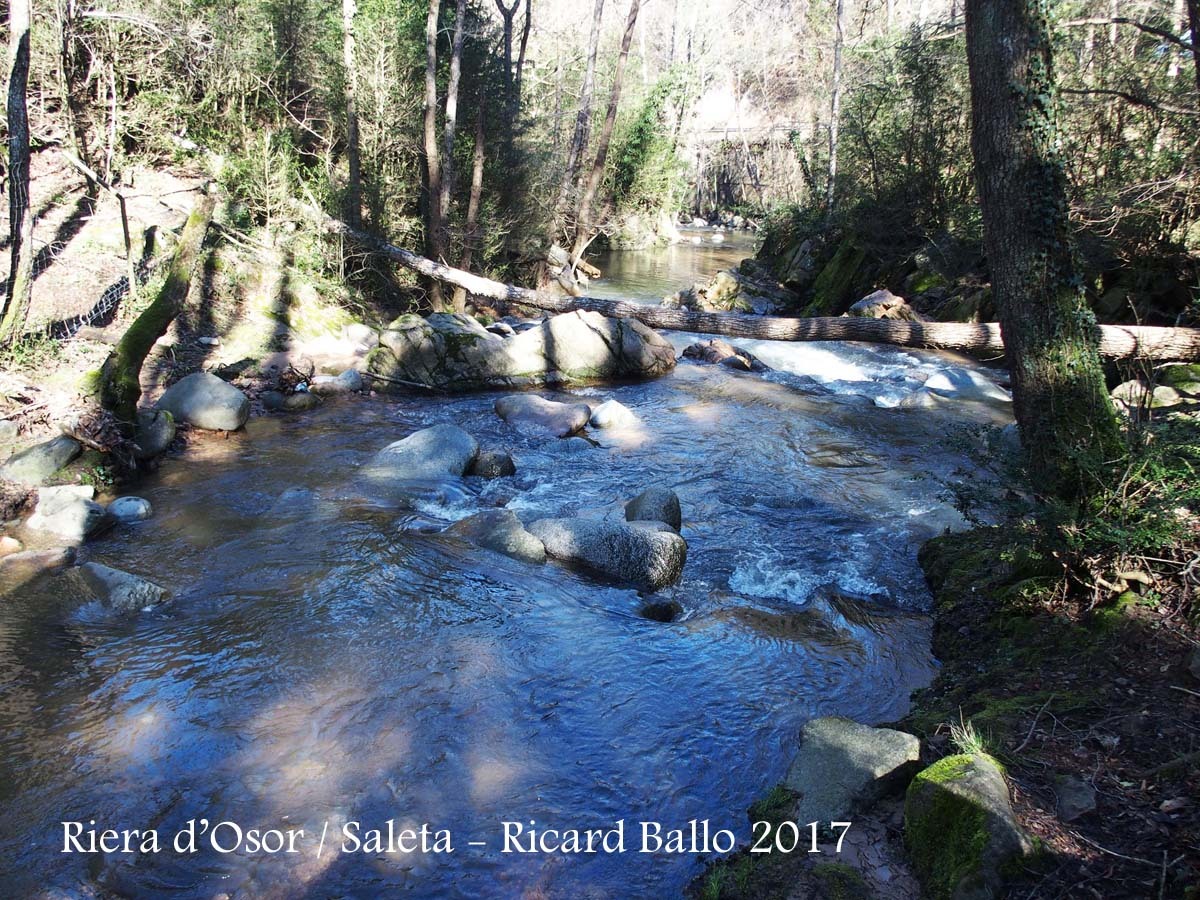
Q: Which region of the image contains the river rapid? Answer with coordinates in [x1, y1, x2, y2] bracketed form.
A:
[0, 228, 1012, 898]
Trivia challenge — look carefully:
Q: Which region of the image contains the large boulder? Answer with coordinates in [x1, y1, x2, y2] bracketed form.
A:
[625, 487, 682, 531]
[905, 754, 1033, 900]
[156, 372, 250, 431]
[446, 510, 546, 564]
[26, 486, 112, 542]
[495, 395, 591, 438]
[0, 436, 82, 486]
[363, 424, 479, 483]
[528, 517, 687, 590]
[785, 717, 921, 825]
[65, 562, 169, 613]
[366, 310, 676, 391]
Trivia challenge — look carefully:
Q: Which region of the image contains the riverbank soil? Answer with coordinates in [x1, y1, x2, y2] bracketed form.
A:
[906, 526, 1200, 898]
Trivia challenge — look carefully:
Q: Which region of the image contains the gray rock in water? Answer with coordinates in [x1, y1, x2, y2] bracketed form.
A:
[134, 409, 175, 460]
[446, 509, 546, 564]
[367, 310, 676, 391]
[589, 399, 639, 429]
[70, 562, 169, 612]
[310, 368, 364, 395]
[364, 424, 479, 482]
[0, 436, 82, 486]
[1054, 775, 1096, 823]
[108, 496, 153, 523]
[625, 487, 682, 531]
[27, 486, 112, 542]
[528, 517, 687, 590]
[923, 367, 1011, 405]
[551, 436, 594, 453]
[468, 450, 516, 478]
[0, 546, 76, 584]
[495, 395, 591, 438]
[682, 339, 770, 373]
[905, 754, 1033, 900]
[785, 717, 921, 825]
[157, 372, 250, 431]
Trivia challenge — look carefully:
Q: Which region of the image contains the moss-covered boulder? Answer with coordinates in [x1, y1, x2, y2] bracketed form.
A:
[367, 310, 675, 392]
[905, 753, 1033, 900]
[803, 239, 868, 317]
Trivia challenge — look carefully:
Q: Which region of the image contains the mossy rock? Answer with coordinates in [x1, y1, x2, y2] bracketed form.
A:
[908, 269, 950, 294]
[811, 862, 872, 900]
[905, 754, 1032, 900]
[1158, 364, 1200, 395]
[804, 239, 868, 316]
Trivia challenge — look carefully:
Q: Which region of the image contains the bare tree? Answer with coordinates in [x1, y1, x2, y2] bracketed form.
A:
[421, 0, 447, 309]
[965, 0, 1121, 499]
[826, 0, 845, 216]
[554, 0, 605, 219]
[1, 0, 35, 345]
[453, 107, 487, 311]
[570, 0, 642, 261]
[342, 0, 361, 228]
[1188, 0, 1200, 94]
[439, 0, 468, 310]
[57, 0, 97, 194]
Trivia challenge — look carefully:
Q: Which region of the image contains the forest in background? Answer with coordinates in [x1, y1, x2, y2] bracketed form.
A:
[4, 0, 1196, 326]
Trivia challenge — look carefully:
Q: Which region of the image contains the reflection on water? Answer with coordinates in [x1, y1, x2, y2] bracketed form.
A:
[0, 235, 1011, 898]
[589, 228, 758, 303]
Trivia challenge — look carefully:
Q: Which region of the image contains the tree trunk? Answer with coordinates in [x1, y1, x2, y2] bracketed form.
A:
[57, 0, 97, 195]
[516, 0, 532, 115]
[1187, 0, 1200, 94]
[305, 208, 1200, 363]
[342, 0, 361, 228]
[453, 108, 486, 312]
[439, 0, 467, 230]
[421, 0, 446, 309]
[555, 0, 604, 219]
[570, 0, 642, 262]
[99, 195, 216, 429]
[965, 0, 1122, 499]
[826, 0, 845, 216]
[1, 0, 35, 346]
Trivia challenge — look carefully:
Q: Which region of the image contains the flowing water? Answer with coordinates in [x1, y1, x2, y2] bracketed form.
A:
[0, 231, 1011, 898]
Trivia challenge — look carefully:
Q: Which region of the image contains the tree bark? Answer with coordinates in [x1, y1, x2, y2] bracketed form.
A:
[421, 0, 446, 309]
[826, 0, 845, 216]
[570, 0, 642, 261]
[439, 0, 467, 231]
[99, 195, 216, 429]
[57, 0, 97, 195]
[515, 0, 532, 111]
[304, 208, 1200, 362]
[965, 0, 1122, 499]
[1187, 0, 1200, 94]
[554, 0, 604, 219]
[452, 107, 487, 312]
[342, 0, 362, 228]
[1, 0, 35, 346]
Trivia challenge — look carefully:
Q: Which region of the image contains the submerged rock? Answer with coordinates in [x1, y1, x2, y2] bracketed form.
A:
[366, 310, 676, 391]
[446, 509, 545, 564]
[27, 486, 112, 542]
[364, 424, 479, 482]
[923, 368, 1011, 405]
[134, 409, 175, 460]
[468, 450, 516, 478]
[785, 717, 921, 825]
[108, 496, 153, 523]
[681, 339, 770, 373]
[625, 487, 682, 531]
[157, 372, 250, 431]
[528, 517, 687, 590]
[905, 754, 1033, 900]
[0, 436, 82, 486]
[589, 399, 639, 429]
[495, 395, 591, 438]
[67, 562, 169, 612]
[0, 546, 76, 582]
[262, 389, 321, 412]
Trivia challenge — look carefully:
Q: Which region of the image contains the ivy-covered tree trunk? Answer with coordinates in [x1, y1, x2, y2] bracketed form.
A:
[1, 0, 35, 346]
[99, 194, 215, 429]
[965, 0, 1122, 500]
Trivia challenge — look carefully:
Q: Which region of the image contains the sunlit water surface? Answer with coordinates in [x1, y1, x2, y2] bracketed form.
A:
[0, 231, 1010, 898]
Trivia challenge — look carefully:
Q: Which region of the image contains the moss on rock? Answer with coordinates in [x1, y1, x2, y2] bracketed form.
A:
[804, 239, 868, 316]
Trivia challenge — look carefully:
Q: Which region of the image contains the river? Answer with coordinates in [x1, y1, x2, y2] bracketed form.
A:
[0, 229, 1011, 898]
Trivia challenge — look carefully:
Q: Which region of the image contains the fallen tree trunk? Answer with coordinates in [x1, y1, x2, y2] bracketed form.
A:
[100, 193, 216, 428]
[307, 208, 1200, 363]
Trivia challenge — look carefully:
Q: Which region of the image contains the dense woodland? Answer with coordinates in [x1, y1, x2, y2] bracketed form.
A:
[3, 0, 1200, 896]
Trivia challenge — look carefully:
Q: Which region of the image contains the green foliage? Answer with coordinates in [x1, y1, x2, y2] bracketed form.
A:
[0, 333, 63, 373]
[609, 71, 689, 215]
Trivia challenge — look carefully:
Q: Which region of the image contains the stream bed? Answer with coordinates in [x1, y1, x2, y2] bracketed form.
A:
[0, 230, 1011, 898]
